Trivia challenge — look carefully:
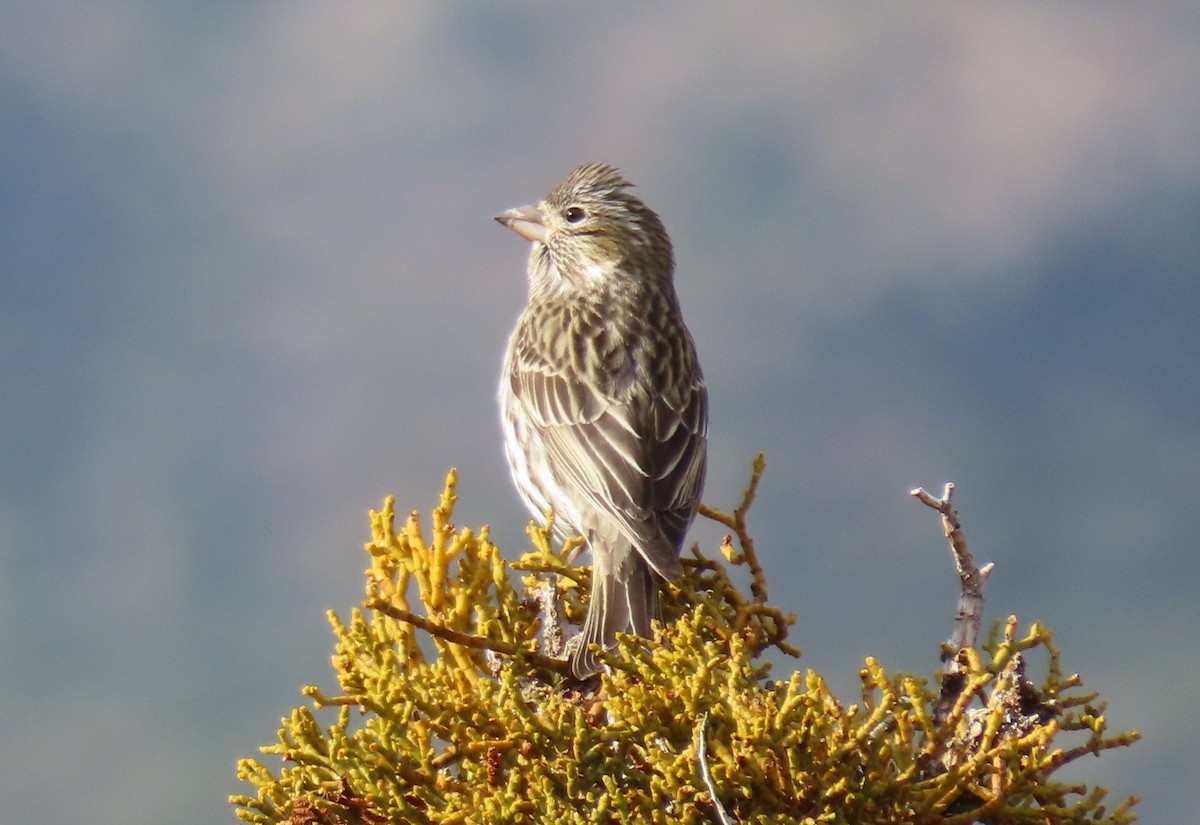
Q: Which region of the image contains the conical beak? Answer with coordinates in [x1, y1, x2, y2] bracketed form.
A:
[494, 204, 547, 243]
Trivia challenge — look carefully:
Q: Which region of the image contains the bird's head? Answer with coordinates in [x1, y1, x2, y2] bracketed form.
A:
[495, 162, 674, 298]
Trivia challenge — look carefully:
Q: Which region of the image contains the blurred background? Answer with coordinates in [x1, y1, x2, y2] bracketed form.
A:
[2, 2, 1196, 822]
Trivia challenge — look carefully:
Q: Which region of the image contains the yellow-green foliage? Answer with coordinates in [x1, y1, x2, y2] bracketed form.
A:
[231, 459, 1138, 824]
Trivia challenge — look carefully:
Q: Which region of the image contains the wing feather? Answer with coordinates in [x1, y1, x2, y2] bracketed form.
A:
[509, 347, 706, 581]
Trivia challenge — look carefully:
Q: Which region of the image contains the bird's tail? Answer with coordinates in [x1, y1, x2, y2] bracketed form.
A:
[569, 551, 660, 679]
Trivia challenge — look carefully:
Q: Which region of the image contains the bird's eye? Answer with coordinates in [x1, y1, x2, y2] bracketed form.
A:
[564, 206, 586, 223]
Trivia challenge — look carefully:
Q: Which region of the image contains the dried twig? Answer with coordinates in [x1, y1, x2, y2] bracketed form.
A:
[699, 452, 770, 603]
[365, 598, 574, 677]
[910, 483, 994, 722]
[532, 575, 566, 659]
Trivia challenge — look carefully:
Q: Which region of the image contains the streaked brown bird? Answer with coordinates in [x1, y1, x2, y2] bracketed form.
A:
[496, 162, 708, 679]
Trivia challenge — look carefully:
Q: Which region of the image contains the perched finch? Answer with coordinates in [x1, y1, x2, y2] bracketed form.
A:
[496, 162, 708, 679]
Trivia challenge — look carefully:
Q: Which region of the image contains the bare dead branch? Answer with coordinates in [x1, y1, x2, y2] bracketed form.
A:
[911, 483, 994, 723]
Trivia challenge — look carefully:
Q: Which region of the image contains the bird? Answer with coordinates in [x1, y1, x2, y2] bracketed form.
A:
[495, 162, 708, 679]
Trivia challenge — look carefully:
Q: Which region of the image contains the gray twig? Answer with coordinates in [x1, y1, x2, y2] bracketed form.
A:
[910, 483, 993, 723]
[694, 713, 734, 825]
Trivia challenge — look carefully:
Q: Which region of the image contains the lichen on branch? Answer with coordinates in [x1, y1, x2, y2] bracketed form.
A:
[231, 458, 1138, 824]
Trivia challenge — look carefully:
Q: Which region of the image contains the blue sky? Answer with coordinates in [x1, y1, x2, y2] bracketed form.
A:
[2, 3, 1197, 822]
